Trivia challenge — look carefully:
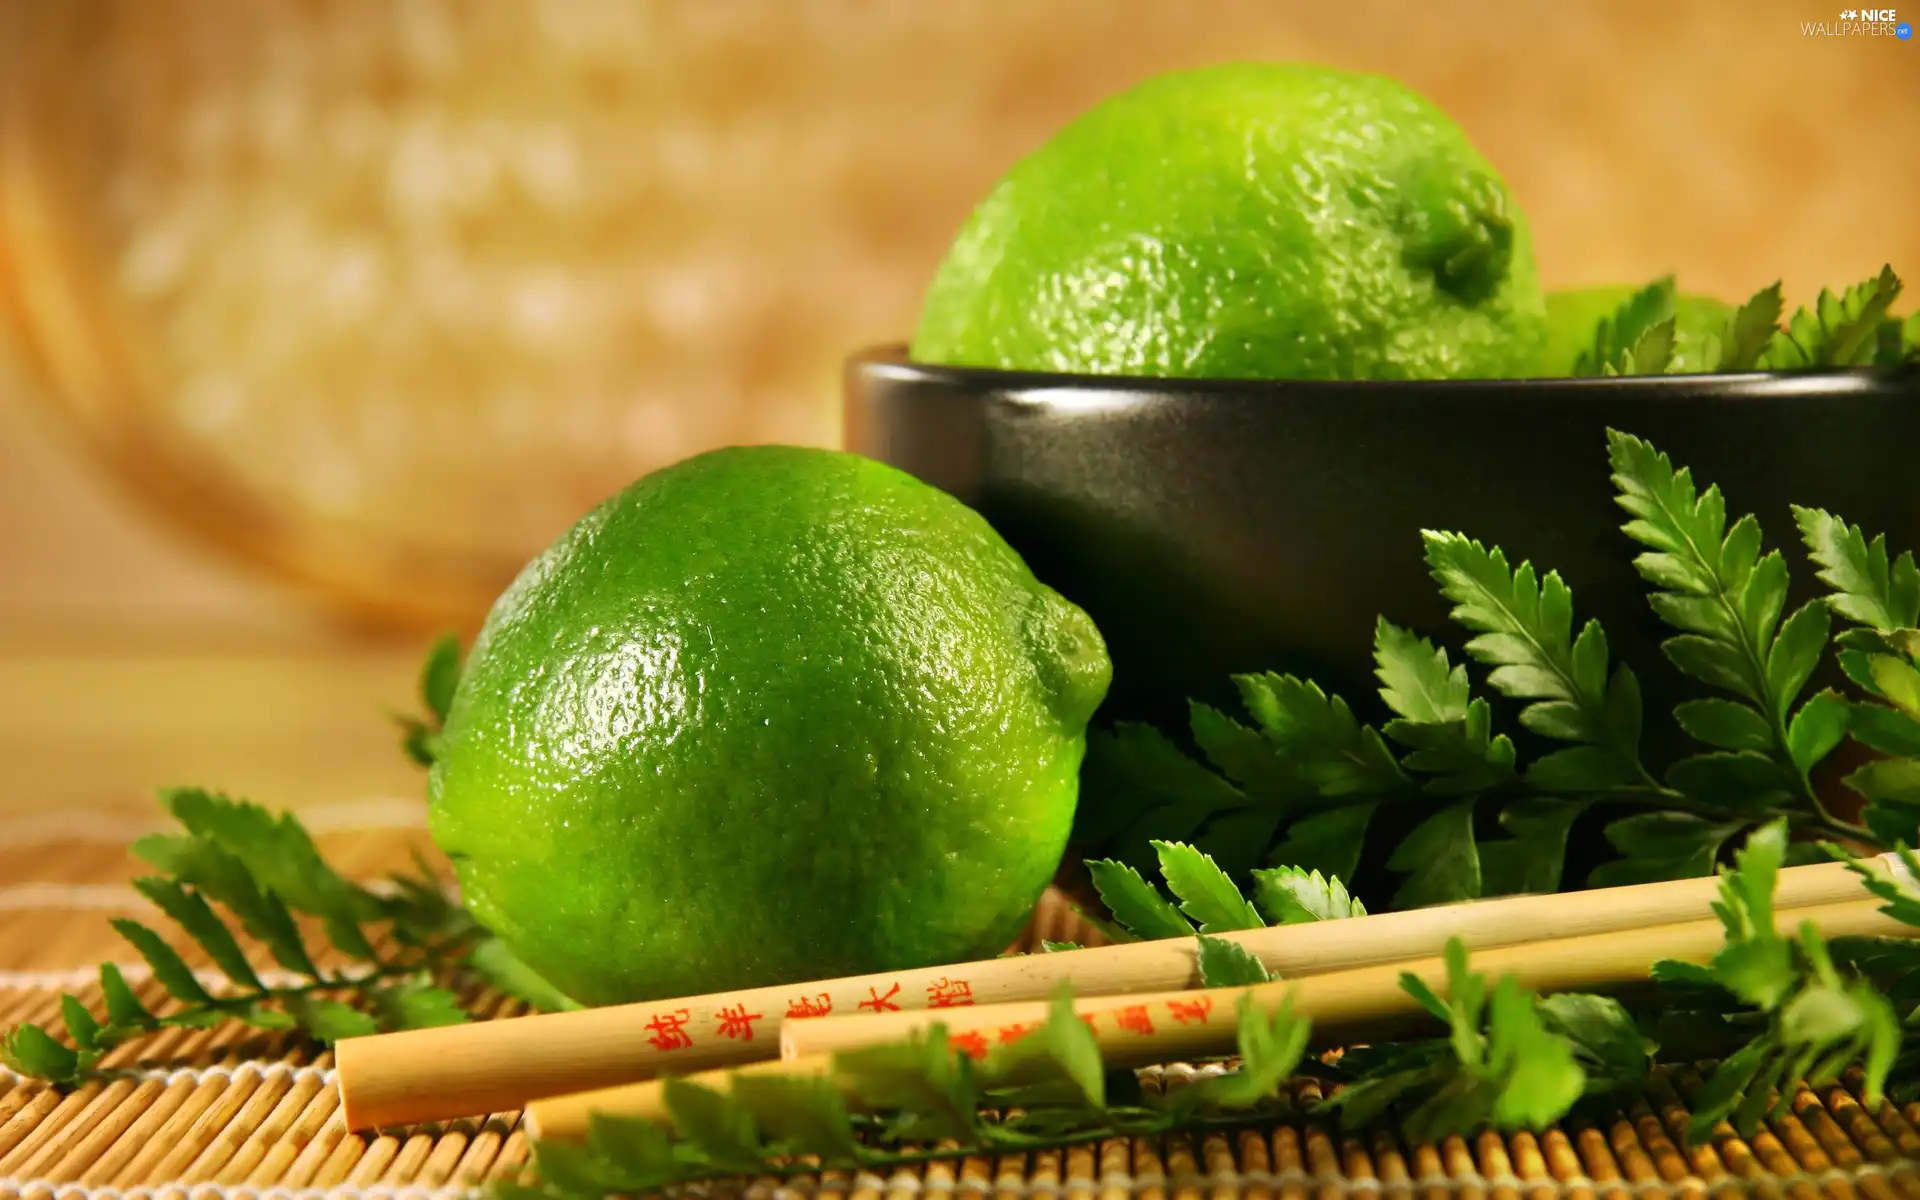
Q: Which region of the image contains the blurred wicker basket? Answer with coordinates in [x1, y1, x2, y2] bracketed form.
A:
[0, 1, 942, 629]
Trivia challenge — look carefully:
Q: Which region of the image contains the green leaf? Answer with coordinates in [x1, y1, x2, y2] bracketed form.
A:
[1785, 691, 1850, 776]
[1478, 799, 1588, 896]
[1076, 723, 1244, 852]
[1673, 699, 1774, 752]
[1705, 821, 1798, 1011]
[661, 1077, 765, 1174]
[1189, 702, 1299, 800]
[1386, 704, 1518, 796]
[1191, 806, 1283, 879]
[1, 1023, 80, 1083]
[1627, 318, 1677, 376]
[1197, 994, 1310, 1108]
[109, 918, 216, 1006]
[132, 834, 318, 979]
[1036, 983, 1106, 1109]
[285, 997, 379, 1042]
[1387, 801, 1480, 908]
[1522, 745, 1636, 792]
[1153, 841, 1264, 932]
[1040, 940, 1082, 953]
[1688, 1034, 1775, 1141]
[1663, 635, 1754, 698]
[60, 996, 103, 1052]
[1873, 317, 1908, 366]
[728, 1073, 863, 1165]
[1266, 806, 1375, 883]
[383, 865, 475, 945]
[1719, 282, 1786, 371]
[1251, 865, 1366, 924]
[220, 1001, 295, 1032]
[1195, 934, 1274, 987]
[397, 718, 441, 769]
[1316, 1042, 1451, 1131]
[1794, 506, 1920, 632]
[1870, 655, 1920, 719]
[1422, 532, 1640, 771]
[99, 963, 156, 1028]
[1848, 702, 1920, 756]
[420, 633, 462, 725]
[369, 981, 469, 1031]
[834, 1028, 978, 1142]
[1234, 672, 1405, 796]
[160, 789, 380, 960]
[1588, 813, 1742, 887]
[1085, 859, 1191, 941]
[1374, 619, 1470, 723]
[1665, 751, 1796, 811]
[1609, 430, 1785, 697]
[979, 984, 1098, 1109]
[1575, 277, 1676, 376]
[1848, 760, 1920, 848]
[582, 1112, 681, 1189]
[131, 878, 263, 992]
[466, 937, 583, 1012]
[1766, 603, 1832, 721]
[1485, 977, 1586, 1129]
[1533, 993, 1651, 1094]
[1331, 941, 1588, 1142]
[521, 1141, 621, 1200]
[1374, 621, 1520, 795]
[1759, 266, 1903, 369]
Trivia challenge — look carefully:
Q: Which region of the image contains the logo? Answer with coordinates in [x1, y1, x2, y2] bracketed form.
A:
[1804, 6, 1906, 33]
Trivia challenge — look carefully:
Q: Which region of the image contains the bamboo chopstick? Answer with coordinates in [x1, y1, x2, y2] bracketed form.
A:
[520, 896, 1907, 1140]
[336, 856, 1891, 1131]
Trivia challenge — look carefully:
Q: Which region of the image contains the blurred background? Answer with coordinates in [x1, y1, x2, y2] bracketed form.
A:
[1, 0, 1915, 815]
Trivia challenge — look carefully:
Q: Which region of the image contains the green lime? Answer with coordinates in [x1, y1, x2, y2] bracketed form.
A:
[911, 63, 1545, 382]
[1536, 285, 1734, 376]
[429, 446, 1111, 1006]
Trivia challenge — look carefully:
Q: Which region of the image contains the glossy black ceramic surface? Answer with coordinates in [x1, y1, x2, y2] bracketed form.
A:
[845, 347, 1920, 757]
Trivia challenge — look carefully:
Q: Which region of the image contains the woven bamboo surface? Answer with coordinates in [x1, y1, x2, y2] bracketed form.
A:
[6, 806, 1920, 1200]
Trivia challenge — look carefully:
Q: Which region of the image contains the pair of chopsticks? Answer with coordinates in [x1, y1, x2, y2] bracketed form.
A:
[520, 894, 1907, 1139]
[335, 855, 1910, 1134]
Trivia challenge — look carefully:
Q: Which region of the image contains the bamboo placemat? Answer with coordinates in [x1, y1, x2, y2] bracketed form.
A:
[7, 806, 1920, 1200]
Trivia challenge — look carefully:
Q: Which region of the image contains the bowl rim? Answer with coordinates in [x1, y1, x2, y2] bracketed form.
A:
[848, 343, 1920, 398]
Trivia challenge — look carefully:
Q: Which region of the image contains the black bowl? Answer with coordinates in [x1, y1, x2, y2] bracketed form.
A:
[844, 346, 1920, 770]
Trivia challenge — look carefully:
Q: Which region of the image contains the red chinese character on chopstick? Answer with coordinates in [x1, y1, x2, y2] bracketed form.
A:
[859, 982, 903, 1013]
[1078, 1012, 1100, 1034]
[925, 977, 975, 1008]
[1112, 1005, 1155, 1036]
[785, 993, 833, 1019]
[950, 1030, 991, 1060]
[1166, 997, 1214, 1026]
[714, 1004, 765, 1041]
[645, 1008, 693, 1051]
[995, 1022, 1038, 1045]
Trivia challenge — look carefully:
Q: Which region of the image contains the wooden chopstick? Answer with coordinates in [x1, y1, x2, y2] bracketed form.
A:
[520, 895, 1906, 1140]
[336, 858, 1888, 1130]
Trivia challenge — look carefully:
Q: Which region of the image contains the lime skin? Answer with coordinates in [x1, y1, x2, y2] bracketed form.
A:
[912, 62, 1546, 383]
[428, 446, 1112, 1007]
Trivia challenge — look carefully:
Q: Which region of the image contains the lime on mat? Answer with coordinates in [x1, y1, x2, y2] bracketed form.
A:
[912, 62, 1546, 382]
[428, 446, 1111, 1006]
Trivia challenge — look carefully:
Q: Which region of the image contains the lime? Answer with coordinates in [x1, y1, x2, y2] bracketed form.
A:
[428, 446, 1111, 1006]
[911, 63, 1545, 382]
[1535, 285, 1735, 376]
